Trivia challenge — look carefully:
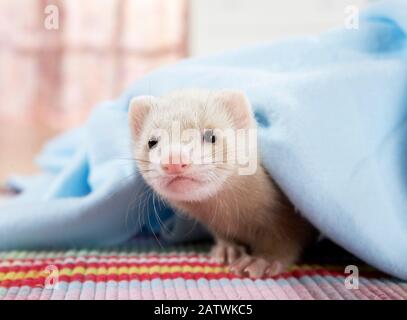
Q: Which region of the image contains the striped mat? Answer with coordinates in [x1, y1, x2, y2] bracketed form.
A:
[1, 244, 406, 300]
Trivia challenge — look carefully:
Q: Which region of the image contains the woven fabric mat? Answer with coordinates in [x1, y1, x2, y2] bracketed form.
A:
[1, 242, 406, 300]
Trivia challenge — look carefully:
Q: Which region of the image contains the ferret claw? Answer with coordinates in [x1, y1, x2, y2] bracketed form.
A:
[229, 256, 283, 278]
[210, 242, 246, 264]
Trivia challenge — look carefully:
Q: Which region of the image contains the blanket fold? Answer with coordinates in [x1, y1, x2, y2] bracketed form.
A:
[1, 0, 406, 279]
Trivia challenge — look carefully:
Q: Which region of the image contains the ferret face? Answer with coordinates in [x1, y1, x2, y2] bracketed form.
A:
[129, 89, 257, 202]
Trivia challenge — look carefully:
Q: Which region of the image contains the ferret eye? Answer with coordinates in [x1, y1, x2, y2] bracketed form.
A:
[148, 137, 159, 149]
[203, 129, 216, 144]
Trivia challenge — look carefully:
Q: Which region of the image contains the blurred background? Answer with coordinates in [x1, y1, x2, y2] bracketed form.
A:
[0, 0, 372, 184]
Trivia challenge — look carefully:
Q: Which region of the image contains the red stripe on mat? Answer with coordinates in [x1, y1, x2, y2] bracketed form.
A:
[0, 269, 386, 289]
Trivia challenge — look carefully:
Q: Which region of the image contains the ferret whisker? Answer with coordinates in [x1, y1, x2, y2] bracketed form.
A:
[103, 171, 143, 203]
[153, 191, 172, 235]
[139, 169, 157, 174]
[206, 145, 252, 155]
[116, 156, 152, 163]
[208, 172, 221, 229]
[147, 194, 164, 249]
[125, 185, 148, 231]
[154, 192, 173, 235]
[182, 215, 200, 239]
[231, 184, 241, 236]
[211, 191, 219, 229]
[139, 189, 151, 232]
[125, 186, 145, 234]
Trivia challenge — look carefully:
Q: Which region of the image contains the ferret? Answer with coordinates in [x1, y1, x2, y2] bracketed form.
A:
[129, 89, 316, 278]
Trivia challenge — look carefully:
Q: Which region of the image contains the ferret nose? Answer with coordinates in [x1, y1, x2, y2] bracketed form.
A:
[162, 163, 189, 174]
[161, 154, 190, 174]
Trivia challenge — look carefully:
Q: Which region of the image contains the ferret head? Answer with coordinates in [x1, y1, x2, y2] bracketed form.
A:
[129, 89, 257, 202]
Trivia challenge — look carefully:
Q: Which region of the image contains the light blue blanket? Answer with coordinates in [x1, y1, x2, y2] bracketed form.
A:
[1, 0, 407, 279]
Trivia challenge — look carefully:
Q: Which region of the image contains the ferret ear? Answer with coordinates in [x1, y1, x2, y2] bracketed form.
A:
[129, 95, 157, 138]
[216, 90, 254, 128]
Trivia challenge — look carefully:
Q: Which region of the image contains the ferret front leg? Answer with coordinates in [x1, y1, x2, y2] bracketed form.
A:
[229, 236, 303, 278]
[210, 237, 247, 264]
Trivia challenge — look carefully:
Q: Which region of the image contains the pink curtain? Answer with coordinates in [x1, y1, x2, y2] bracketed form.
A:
[0, 0, 188, 129]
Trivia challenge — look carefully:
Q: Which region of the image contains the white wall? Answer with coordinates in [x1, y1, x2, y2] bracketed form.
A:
[189, 0, 372, 56]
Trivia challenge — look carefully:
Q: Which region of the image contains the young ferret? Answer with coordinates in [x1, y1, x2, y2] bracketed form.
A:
[129, 89, 316, 278]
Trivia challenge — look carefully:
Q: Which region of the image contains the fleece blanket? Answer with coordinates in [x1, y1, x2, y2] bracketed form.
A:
[1, 0, 406, 280]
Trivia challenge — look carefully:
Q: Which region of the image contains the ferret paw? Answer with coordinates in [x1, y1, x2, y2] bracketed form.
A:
[210, 242, 246, 264]
[229, 255, 283, 278]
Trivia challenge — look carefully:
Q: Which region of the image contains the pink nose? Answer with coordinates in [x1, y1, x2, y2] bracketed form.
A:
[162, 163, 189, 174]
[161, 154, 190, 174]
